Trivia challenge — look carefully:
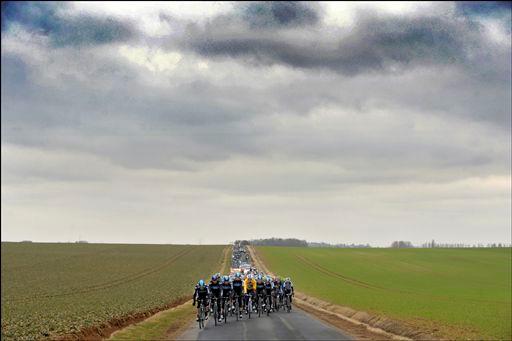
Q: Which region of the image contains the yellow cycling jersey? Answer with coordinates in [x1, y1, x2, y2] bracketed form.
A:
[243, 278, 256, 293]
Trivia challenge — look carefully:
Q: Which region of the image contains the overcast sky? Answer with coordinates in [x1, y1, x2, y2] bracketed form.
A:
[1, 1, 511, 246]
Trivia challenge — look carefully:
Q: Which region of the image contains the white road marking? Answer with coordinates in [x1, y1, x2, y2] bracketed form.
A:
[278, 315, 295, 331]
[242, 319, 248, 340]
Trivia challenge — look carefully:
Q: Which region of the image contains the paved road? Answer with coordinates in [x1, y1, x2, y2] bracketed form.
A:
[178, 307, 352, 340]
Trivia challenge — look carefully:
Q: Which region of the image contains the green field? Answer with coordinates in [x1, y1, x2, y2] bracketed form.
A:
[1, 242, 228, 340]
[257, 246, 512, 340]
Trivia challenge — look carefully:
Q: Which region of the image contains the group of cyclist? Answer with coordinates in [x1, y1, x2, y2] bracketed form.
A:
[192, 269, 294, 322]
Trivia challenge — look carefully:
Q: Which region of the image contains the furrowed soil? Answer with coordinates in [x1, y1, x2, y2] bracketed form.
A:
[1, 242, 228, 341]
[254, 246, 512, 340]
[107, 245, 232, 340]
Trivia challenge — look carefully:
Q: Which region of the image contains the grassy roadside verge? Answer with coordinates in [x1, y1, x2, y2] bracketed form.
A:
[109, 300, 195, 341]
[107, 245, 232, 340]
[219, 244, 232, 274]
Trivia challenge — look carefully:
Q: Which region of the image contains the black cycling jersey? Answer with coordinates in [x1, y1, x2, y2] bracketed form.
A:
[209, 280, 222, 297]
[255, 280, 265, 295]
[283, 281, 293, 293]
[232, 278, 243, 293]
[220, 281, 232, 297]
[194, 285, 209, 300]
[273, 280, 282, 291]
[193, 284, 209, 307]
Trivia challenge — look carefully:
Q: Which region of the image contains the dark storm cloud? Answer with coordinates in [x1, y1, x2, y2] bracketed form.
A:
[457, 1, 512, 17]
[240, 1, 320, 28]
[181, 7, 505, 76]
[1, 1, 136, 46]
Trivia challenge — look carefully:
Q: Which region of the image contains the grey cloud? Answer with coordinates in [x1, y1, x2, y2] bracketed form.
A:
[1, 3, 510, 245]
[180, 9, 505, 76]
[50, 15, 136, 47]
[1, 50, 267, 170]
[2, 41, 510, 176]
[239, 1, 320, 28]
[1, 9, 510, 182]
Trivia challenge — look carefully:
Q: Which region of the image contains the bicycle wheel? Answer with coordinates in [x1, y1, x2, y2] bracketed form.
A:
[201, 303, 206, 329]
[248, 296, 252, 319]
[224, 298, 228, 324]
[214, 300, 218, 326]
[267, 296, 270, 316]
[258, 296, 262, 317]
[198, 304, 202, 329]
[235, 298, 239, 321]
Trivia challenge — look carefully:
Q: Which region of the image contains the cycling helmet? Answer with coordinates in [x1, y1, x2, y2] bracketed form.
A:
[212, 274, 218, 281]
[235, 272, 241, 278]
[199, 279, 205, 286]
[285, 277, 290, 282]
[223, 275, 229, 282]
[257, 274, 262, 280]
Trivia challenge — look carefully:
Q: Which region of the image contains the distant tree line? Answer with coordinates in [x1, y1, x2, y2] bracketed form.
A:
[390, 241, 414, 248]
[391, 239, 512, 248]
[244, 238, 372, 248]
[420, 240, 511, 248]
[308, 242, 371, 248]
[237, 238, 510, 249]
[249, 238, 308, 247]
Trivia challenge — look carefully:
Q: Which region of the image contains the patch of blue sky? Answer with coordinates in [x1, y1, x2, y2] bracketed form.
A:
[1, 1, 134, 46]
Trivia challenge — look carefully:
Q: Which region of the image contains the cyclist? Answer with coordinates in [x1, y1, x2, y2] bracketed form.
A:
[264, 276, 274, 312]
[192, 279, 209, 321]
[255, 274, 266, 311]
[283, 277, 294, 303]
[243, 273, 256, 314]
[232, 272, 244, 318]
[208, 274, 222, 318]
[273, 276, 283, 308]
[219, 275, 232, 321]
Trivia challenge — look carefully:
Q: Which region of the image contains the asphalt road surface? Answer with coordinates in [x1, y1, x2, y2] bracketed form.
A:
[178, 307, 352, 340]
